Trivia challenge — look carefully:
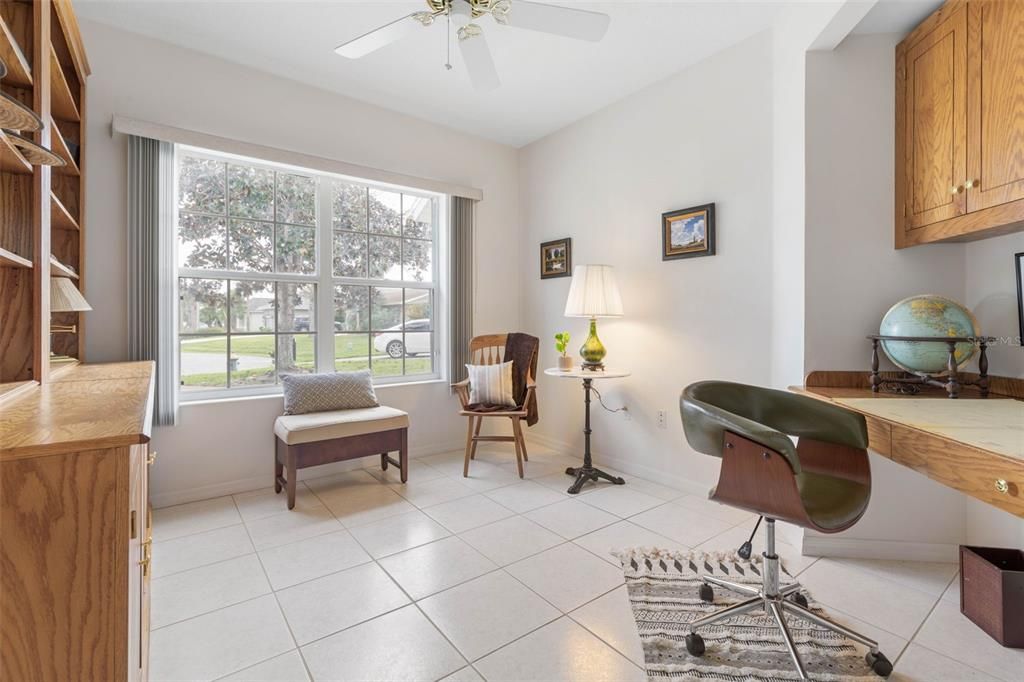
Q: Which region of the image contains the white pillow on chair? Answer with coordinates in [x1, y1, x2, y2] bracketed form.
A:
[466, 361, 517, 407]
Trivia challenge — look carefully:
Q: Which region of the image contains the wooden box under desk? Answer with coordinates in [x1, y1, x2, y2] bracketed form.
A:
[794, 371, 1024, 518]
[0, 362, 155, 681]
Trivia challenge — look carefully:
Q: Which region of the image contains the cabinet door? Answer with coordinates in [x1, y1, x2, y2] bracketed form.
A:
[966, 0, 1024, 212]
[127, 445, 149, 682]
[902, 7, 968, 231]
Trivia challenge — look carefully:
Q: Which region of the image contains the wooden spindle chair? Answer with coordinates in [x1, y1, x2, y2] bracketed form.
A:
[451, 334, 536, 478]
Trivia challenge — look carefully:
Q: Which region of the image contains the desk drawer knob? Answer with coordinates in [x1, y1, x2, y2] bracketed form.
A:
[995, 479, 1009, 494]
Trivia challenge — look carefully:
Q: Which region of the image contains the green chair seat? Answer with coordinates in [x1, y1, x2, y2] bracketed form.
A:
[796, 471, 870, 531]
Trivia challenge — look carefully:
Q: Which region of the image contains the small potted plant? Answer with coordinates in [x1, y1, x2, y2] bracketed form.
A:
[555, 332, 573, 371]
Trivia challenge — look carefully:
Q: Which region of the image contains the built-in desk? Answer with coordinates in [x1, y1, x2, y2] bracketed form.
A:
[793, 372, 1024, 519]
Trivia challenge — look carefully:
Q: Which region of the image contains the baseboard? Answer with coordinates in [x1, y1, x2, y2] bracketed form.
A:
[801, 535, 960, 563]
[525, 432, 709, 498]
[150, 439, 463, 509]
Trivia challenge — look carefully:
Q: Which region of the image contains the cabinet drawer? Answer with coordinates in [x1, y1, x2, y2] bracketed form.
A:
[891, 425, 1024, 517]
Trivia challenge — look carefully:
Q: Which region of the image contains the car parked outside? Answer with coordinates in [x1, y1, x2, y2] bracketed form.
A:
[373, 319, 431, 358]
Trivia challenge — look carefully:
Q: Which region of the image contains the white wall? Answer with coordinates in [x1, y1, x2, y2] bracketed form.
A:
[963, 231, 1024, 549]
[965, 231, 1024, 379]
[81, 20, 521, 507]
[518, 32, 776, 494]
[805, 33, 1023, 557]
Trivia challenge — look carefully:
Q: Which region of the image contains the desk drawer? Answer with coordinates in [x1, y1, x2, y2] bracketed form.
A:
[865, 416, 892, 457]
[891, 425, 1024, 517]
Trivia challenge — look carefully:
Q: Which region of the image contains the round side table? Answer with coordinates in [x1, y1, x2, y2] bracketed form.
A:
[544, 367, 631, 494]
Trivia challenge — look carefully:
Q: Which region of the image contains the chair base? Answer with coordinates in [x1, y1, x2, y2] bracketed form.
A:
[686, 520, 893, 680]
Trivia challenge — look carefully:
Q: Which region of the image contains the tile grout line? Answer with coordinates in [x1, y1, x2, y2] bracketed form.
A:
[890, 571, 1004, 681]
[299, 486, 475, 682]
[154, 449, 963, 682]
[233, 493, 318, 682]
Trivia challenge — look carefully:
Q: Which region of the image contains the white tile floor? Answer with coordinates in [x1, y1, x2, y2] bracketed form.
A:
[150, 445, 1023, 682]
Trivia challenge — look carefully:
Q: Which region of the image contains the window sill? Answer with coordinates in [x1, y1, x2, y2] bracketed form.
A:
[178, 377, 449, 407]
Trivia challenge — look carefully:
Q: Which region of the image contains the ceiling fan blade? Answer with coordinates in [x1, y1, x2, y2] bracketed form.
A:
[502, 1, 610, 42]
[335, 13, 422, 59]
[458, 32, 500, 91]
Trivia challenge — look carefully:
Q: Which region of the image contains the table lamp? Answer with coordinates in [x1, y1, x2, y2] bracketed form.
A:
[50, 276, 92, 334]
[564, 264, 623, 370]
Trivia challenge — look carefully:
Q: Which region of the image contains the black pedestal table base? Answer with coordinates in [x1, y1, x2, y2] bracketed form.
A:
[564, 376, 627, 494]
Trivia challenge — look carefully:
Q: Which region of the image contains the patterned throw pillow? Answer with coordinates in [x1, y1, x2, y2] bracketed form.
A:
[282, 370, 379, 415]
[466, 361, 517, 407]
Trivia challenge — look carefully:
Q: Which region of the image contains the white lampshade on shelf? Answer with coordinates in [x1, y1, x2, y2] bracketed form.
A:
[50, 277, 92, 313]
[564, 265, 624, 318]
[563, 265, 623, 370]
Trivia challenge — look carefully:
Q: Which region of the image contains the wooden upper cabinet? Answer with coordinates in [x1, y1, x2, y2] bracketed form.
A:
[902, 6, 967, 232]
[896, 0, 1024, 247]
[966, 0, 1024, 213]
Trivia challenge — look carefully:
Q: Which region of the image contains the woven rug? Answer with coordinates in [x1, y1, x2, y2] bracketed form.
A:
[617, 548, 879, 681]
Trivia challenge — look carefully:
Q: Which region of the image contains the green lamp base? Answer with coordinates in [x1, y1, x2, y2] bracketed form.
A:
[579, 318, 606, 371]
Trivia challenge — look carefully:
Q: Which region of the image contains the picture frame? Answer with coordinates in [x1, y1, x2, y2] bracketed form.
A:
[1016, 251, 1024, 346]
[540, 238, 572, 279]
[662, 203, 716, 261]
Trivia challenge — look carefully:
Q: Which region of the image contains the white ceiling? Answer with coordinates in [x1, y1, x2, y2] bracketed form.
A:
[851, 0, 942, 35]
[76, 0, 789, 147]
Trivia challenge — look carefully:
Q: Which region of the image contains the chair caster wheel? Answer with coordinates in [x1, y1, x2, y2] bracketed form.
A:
[685, 633, 705, 656]
[791, 592, 808, 608]
[865, 651, 893, 677]
[698, 583, 714, 603]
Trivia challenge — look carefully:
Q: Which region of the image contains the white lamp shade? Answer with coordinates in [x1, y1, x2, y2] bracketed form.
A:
[564, 264, 624, 318]
[50, 277, 92, 312]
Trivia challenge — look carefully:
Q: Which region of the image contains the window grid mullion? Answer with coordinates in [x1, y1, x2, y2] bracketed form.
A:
[178, 151, 441, 397]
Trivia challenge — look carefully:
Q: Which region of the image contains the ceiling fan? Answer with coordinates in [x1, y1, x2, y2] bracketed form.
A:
[334, 0, 611, 91]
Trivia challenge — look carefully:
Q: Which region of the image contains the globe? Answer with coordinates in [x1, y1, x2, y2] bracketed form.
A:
[879, 295, 981, 375]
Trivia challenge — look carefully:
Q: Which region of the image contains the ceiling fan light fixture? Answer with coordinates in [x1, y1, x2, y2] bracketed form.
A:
[457, 23, 483, 41]
[411, 11, 438, 26]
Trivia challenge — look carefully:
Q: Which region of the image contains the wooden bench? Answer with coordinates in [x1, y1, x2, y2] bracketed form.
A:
[273, 405, 409, 509]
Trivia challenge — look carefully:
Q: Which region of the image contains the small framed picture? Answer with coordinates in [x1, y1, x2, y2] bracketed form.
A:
[540, 238, 572, 279]
[662, 203, 716, 261]
[1016, 251, 1024, 346]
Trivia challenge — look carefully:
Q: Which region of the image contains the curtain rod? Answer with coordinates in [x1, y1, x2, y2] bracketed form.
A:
[111, 115, 484, 201]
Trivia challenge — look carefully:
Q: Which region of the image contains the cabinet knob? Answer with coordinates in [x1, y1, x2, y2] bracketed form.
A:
[965, 178, 979, 189]
[950, 185, 964, 194]
[995, 479, 1009, 494]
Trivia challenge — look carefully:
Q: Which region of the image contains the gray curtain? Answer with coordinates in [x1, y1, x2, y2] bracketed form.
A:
[127, 135, 177, 425]
[449, 196, 475, 384]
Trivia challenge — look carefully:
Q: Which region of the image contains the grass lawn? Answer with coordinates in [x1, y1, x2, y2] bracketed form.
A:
[183, 334, 372, 359]
[180, 335, 432, 388]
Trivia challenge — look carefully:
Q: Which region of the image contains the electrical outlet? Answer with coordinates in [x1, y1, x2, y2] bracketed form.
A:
[657, 410, 667, 429]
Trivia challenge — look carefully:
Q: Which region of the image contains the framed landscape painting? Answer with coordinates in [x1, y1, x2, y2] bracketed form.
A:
[540, 238, 572, 279]
[662, 203, 716, 261]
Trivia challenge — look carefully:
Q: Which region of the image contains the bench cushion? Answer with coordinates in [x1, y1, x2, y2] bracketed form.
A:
[275, 405, 409, 445]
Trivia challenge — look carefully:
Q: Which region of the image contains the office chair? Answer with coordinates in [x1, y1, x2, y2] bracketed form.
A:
[680, 380, 893, 680]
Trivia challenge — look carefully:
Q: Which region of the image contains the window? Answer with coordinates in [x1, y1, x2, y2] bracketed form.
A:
[176, 147, 442, 398]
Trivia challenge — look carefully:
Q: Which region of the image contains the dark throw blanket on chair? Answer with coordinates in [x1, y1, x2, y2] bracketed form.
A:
[504, 332, 539, 426]
[465, 333, 540, 426]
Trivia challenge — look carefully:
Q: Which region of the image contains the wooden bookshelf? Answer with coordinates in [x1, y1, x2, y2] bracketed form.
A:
[0, 379, 37, 405]
[48, 44, 79, 121]
[0, 0, 90, 389]
[49, 255, 77, 279]
[50, 191, 79, 231]
[0, 247, 33, 269]
[0, 130, 32, 174]
[0, 12, 32, 87]
[49, 118, 78, 175]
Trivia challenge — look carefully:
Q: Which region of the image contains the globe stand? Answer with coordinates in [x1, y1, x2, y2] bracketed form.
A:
[868, 335, 994, 399]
